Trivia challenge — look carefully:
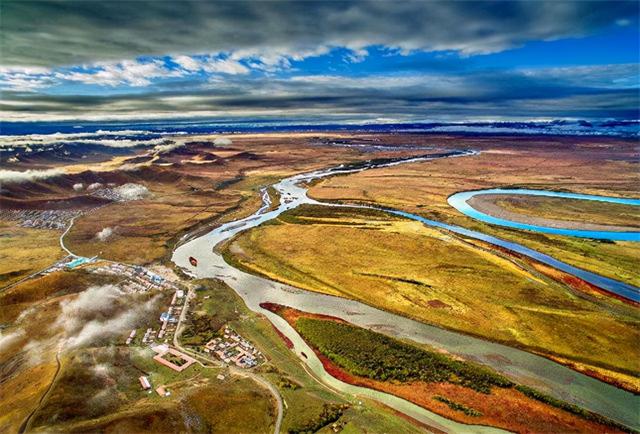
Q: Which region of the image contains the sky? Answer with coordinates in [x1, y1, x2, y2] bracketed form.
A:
[1, 0, 639, 123]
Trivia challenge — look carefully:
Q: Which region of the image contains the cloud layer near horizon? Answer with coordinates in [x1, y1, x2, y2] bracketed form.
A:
[2, 64, 638, 121]
[0, 1, 638, 121]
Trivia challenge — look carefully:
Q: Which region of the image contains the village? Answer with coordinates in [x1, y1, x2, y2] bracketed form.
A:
[130, 284, 265, 397]
[0, 208, 82, 230]
[203, 325, 264, 369]
[88, 261, 180, 294]
[22, 245, 265, 399]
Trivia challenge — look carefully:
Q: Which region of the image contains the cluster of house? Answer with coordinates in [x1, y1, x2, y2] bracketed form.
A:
[0, 208, 82, 230]
[152, 344, 196, 372]
[125, 288, 186, 346]
[89, 262, 178, 293]
[204, 326, 263, 369]
[138, 375, 171, 397]
[37, 255, 96, 278]
[158, 290, 185, 339]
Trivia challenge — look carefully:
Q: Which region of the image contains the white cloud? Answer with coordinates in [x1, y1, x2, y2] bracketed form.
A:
[0, 130, 167, 150]
[73, 183, 85, 191]
[87, 182, 103, 191]
[0, 329, 25, 351]
[203, 57, 250, 75]
[213, 136, 233, 146]
[96, 227, 114, 241]
[0, 66, 55, 91]
[0, 168, 64, 185]
[59, 59, 184, 87]
[172, 55, 201, 72]
[345, 48, 369, 63]
[114, 183, 150, 200]
[54, 284, 161, 349]
[153, 141, 184, 154]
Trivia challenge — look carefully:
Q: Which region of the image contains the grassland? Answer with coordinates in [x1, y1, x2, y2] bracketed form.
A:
[482, 194, 640, 228]
[222, 205, 640, 390]
[180, 278, 430, 433]
[1, 134, 446, 433]
[307, 136, 640, 288]
[0, 220, 65, 287]
[4, 133, 639, 431]
[1, 273, 277, 434]
[0, 271, 92, 433]
[61, 135, 376, 265]
[272, 308, 629, 433]
[28, 345, 276, 434]
[296, 317, 514, 393]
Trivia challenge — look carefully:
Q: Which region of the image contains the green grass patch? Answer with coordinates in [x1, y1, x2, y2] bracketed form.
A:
[296, 317, 514, 393]
[433, 396, 482, 417]
[295, 316, 632, 432]
[288, 403, 346, 434]
[277, 204, 400, 226]
[180, 279, 243, 346]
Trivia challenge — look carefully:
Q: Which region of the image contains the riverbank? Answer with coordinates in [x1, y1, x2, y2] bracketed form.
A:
[222, 203, 640, 392]
[264, 303, 631, 434]
[468, 194, 640, 232]
[172, 149, 640, 431]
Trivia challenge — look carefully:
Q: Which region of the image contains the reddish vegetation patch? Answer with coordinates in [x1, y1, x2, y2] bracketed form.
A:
[470, 238, 638, 307]
[260, 302, 347, 324]
[270, 323, 293, 349]
[259, 302, 284, 314]
[316, 352, 358, 384]
[532, 262, 639, 307]
[427, 299, 450, 308]
[541, 354, 640, 394]
[273, 305, 626, 434]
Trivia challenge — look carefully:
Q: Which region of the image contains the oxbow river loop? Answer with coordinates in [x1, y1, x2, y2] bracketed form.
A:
[448, 188, 640, 242]
[172, 150, 640, 431]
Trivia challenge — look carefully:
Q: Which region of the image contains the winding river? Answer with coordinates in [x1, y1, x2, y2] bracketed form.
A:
[448, 188, 640, 242]
[172, 150, 640, 432]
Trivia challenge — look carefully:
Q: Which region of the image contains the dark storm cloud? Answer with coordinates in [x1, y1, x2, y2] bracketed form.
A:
[1, 0, 637, 66]
[2, 64, 637, 120]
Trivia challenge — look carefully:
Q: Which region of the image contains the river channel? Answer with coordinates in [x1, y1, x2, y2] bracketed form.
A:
[448, 188, 640, 242]
[172, 150, 639, 431]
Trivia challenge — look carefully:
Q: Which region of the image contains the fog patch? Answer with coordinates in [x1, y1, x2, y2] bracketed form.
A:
[23, 339, 47, 366]
[16, 306, 36, 323]
[213, 137, 233, 146]
[92, 363, 112, 377]
[87, 182, 103, 191]
[153, 141, 183, 154]
[0, 329, 25, 351]
[114, 183, 150, 201]
[54, 284, 161, 349]
[0, 168, 63, 185]
[96, 227, 114, 241]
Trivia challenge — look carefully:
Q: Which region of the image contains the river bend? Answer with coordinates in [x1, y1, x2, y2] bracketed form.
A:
[172, 150, 639, 431]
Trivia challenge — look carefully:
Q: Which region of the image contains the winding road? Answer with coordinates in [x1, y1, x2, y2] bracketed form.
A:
[172, 149, 640, 432]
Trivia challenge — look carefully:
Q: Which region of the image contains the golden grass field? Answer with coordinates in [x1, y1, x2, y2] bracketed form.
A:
[2, 133, 639, 432]
[485, 195, 640, 228]
[1, 134, 437, 433]
[307, 137, 640, 288]
[0, 220, 65, 287]
[62, 134, 376, 265]
[223, 205, 640, 390]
